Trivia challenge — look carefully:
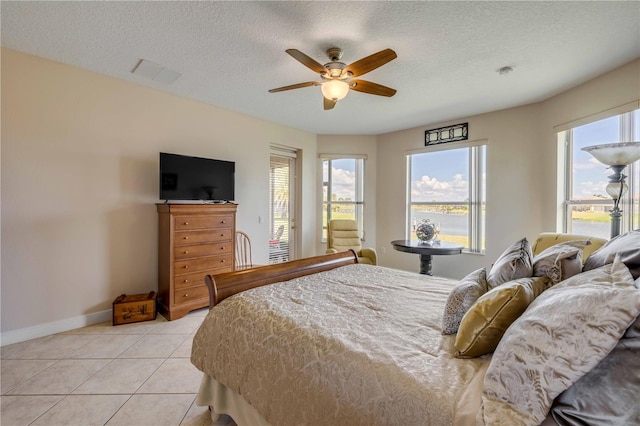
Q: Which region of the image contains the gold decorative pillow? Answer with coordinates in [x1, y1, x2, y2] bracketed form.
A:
[454, 276, 552, 358]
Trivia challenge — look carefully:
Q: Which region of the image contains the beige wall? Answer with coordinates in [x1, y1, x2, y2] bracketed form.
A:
[1, 48, 317, 335]
[316, 135, 377, 254]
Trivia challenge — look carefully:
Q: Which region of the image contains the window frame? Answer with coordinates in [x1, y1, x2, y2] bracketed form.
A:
[560, 108, 639, 236]
[406, 141, 486, 254]
[321, 156, 366, 243]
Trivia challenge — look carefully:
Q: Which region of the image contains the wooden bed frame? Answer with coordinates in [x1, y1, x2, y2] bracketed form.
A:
[204, 250, 358, 307]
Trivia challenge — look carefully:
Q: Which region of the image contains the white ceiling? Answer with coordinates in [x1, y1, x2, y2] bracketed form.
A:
[2, 1, 639, 135]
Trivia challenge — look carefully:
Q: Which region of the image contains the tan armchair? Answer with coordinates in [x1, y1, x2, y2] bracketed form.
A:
[326, 219, 377, 265]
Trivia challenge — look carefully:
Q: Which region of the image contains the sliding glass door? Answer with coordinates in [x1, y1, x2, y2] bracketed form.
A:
[269, 147, 297, 264]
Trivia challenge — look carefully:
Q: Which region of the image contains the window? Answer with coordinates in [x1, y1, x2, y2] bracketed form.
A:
[407, 143, 486, 253]
[322, 157, 365, 242]
[561, 109, 639, 239]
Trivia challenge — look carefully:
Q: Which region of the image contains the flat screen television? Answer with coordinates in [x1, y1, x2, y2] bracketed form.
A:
[159, 152, 235, 202]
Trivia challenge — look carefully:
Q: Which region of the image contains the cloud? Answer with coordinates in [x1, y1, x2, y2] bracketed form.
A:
[330, 167, 356, 200]
[411, 174, 469, 201]
[577, 179, 608, 197]
[573, 157, 602, 171]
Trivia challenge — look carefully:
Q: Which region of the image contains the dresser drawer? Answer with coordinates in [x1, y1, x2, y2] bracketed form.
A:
[174, 284, 209, 304]
[174, 242, 232, 260]
[173, 265, 232, 290]
[175, 254, 233, 274]
[174, 229, 233, 246]
[174, 215, 234, 231]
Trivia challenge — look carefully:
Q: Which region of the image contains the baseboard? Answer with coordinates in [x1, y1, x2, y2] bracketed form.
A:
[1, 309, 112, 347]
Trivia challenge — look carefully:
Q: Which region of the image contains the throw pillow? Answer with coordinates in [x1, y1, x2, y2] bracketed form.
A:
[441, 268, 488, 335]
[454, 276, 552, 358]
[583, 229, 640, 279]
[480, 256, 640, 426]
[532, 240, 590, 284]
[550, 312, 640, 425]
[487, 237, 533, 289]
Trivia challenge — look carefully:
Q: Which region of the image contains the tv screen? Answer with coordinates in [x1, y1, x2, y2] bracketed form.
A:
[159, 152, 235, 202]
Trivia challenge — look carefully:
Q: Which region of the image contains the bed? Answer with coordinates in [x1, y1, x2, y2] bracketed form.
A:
[191, 232, 640, 426]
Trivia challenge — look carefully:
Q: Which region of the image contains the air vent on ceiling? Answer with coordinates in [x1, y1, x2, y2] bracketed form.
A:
[132, 59, 181, 85]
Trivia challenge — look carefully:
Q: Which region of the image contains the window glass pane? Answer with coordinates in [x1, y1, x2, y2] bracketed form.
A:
[410, 204, 468, 246]
[566, 203, 613, 239]
[331, 159, 358, 201]
[410, 150, 469, 202]
[572, 116, 620, 199]
[563, 109, 640, 236]
[322, 158, 365, 243]
[410, 149, 470, 246]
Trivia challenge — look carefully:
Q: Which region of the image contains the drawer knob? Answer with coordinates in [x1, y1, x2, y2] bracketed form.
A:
[220, 233, 225, 237]
[221, 259, 225, 263]
[221, 247, 225, 250]
[184, 222, 189, 225]
[184, 279, 189, 283]
[184, 293, 189, 297]
[184, 265, 189, 269]
[184, 251, 189, 254]
[221, 220, 226, 224]
[184, 236, 189, 240]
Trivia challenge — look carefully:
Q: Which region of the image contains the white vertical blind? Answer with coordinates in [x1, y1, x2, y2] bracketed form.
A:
[269, 148, 296, 264]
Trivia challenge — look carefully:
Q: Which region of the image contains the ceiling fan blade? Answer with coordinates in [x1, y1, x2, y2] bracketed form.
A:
[324, 97, 337, 110]
[286, 49, 327, 74]
[268, 82, 318, 93]
[343, 48, 397, 78]
[350, 80, 397, 97]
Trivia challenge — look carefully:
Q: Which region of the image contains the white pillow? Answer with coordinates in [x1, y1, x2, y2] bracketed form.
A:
[487, 237, 533, 289]
[480, 256, 640, 426]
[532, 240, 590, 284]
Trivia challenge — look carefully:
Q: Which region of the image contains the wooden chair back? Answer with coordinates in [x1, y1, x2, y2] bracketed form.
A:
[235, 231, 253, 270]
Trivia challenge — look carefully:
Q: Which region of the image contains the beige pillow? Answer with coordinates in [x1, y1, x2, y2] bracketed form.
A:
[454, 276, 551, 358]
[532, 240, 590, 284]
[480, 256, 640, 426]
[441, 268, 488, 335]
[487, 237, 533, 289]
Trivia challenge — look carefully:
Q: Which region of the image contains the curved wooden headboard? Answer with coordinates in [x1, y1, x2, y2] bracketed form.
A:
[204, 250, 359, 308]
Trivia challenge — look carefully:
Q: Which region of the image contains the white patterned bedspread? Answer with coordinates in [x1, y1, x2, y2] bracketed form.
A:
[191, 264, 490, 426]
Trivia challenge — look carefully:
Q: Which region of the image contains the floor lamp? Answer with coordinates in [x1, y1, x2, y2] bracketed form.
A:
[582, 142, 640, 238]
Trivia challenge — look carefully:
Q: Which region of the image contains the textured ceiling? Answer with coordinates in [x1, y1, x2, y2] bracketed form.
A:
[2, 1, 639, 135]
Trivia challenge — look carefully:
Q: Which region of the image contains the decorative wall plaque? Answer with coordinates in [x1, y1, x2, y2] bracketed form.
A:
[425, 122, 468, 146]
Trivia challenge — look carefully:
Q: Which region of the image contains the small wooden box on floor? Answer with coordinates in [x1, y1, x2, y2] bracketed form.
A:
[113, 291, 157, 325]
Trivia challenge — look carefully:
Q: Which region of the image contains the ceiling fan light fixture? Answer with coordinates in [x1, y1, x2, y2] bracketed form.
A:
[321, 79, 349, 101]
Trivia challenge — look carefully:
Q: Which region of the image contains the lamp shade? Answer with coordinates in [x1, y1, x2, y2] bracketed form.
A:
[581, 142, 640, 166]
[321, 80, 349, 101]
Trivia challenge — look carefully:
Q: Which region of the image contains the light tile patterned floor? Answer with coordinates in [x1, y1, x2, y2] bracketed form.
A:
[1, 309, 235, 426]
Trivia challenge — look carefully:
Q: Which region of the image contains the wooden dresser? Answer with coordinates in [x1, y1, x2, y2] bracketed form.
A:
[157, 203, 237, 320]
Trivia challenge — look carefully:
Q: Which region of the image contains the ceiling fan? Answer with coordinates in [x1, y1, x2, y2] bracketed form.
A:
[268, 47, 397, 110]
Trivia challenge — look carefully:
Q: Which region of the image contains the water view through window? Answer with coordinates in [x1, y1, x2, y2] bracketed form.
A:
[565, 109, 640, 239]
[408, 145, 485, 252]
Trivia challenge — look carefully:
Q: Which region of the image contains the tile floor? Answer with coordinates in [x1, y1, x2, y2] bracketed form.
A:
[1, 309, 235, 426]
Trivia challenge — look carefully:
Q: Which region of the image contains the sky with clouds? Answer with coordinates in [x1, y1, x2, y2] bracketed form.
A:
[572, 115, 620, 199]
